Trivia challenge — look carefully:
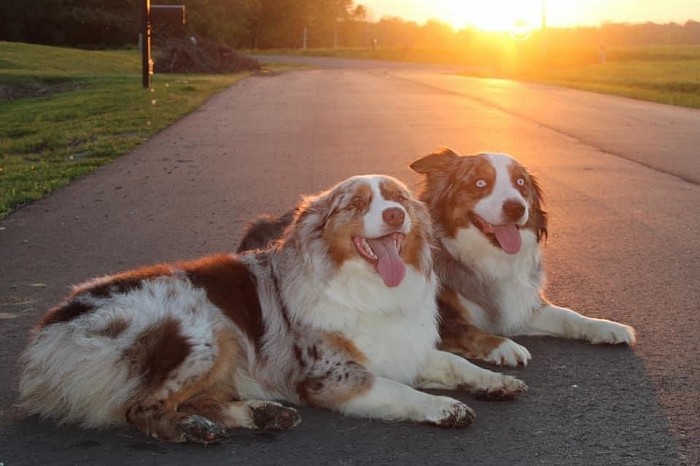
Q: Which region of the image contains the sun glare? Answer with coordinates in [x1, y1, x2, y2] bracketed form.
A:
[442, 0, 542, 34]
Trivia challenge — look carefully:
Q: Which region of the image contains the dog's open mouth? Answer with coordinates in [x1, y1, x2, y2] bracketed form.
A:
[352, 232, 406, 287]
[468, 213, 522, 255]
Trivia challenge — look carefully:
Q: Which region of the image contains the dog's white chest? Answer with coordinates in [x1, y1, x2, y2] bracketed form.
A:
[446, 229, 544, 334]
[311, 263, 440, 383]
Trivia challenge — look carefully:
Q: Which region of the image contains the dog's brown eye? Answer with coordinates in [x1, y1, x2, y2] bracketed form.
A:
[475, 179, 487, 188]
[348, 196, 368, 211]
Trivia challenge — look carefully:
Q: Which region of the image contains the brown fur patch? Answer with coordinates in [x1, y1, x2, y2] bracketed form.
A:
[324, 332, 368, 364]
[296, 361, 374, 408]
[506, 161, 548, 241]
[79, 264, 173, 298]
[321, 184, 371, 266]
[437, 289, 507, 360]
[442, 156, 496, 237]
[124, 329, 241, 442]
[322, 215, 366, 266]
[39, 265, 174, 329]
[184, 255, 265, 351]
[401, 205, 429, 273]
[378, 179, 408, 204]
[94, 317, 129, 338]
[38, 300, 95, 329]
[123, 317, 191, 390]
[160, 330, 241, 412]
[294, 331, 373, 408]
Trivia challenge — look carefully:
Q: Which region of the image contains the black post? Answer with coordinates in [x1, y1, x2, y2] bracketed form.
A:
[141, 0, 152, 89]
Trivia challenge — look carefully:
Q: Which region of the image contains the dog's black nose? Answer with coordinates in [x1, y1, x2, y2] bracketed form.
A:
[503, 200, 526, 221]
[382, 207, 405, 227]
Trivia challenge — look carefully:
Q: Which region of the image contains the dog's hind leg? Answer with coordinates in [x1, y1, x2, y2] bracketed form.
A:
[178, 396, 300, 431]
[123, 326, 296, 443]
[127, 395, 299, 443]
[522, 302, 636, 345]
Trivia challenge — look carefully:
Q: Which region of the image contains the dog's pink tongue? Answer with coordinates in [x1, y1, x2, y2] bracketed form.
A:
[367, 236, 406, 287]
[494, 224, 522, 254]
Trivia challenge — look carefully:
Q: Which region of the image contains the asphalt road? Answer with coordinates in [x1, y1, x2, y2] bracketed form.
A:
[1, 56, 698, 465]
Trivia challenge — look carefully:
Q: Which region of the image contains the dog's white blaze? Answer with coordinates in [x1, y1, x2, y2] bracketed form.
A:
[472, 153, 528, 226]
[362, 176, 411, 237]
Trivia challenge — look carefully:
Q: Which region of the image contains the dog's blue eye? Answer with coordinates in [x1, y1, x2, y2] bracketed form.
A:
[516, 178, 525, 186]
[475, 180, 487, 188]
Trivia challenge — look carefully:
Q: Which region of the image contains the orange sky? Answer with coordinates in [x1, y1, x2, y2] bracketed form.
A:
[361, 0, 699, 31]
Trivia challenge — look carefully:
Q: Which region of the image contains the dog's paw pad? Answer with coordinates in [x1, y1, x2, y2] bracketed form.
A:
[429, 400, 475, 429]
[250, 402, 301, 431]
[179, 415, 227, 444]
[485, 339, 532, 367]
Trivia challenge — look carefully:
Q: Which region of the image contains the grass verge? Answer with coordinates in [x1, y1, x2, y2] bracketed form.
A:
[468, 46, 700, 109]
[0, 41, 251, 219]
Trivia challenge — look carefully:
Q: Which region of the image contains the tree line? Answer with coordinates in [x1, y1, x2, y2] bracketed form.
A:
[0, 0, 360, 49]
[1, 0, 699, 50]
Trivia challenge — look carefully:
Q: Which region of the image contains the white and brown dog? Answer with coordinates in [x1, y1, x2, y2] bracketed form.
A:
[410, 148, 636, 366]
[19, 174, 526, 443]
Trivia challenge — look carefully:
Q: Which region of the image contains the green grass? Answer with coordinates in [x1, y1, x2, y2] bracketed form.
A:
[468, 46, 700, 109]
[0, 41, 250, 218]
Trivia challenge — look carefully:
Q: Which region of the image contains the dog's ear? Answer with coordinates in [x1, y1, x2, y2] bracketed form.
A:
[410, 147, 459, 175]
[528, 174, 548, 242]
[293, 185, 345, 234]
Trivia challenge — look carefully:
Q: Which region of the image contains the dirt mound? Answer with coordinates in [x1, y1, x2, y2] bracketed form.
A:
[153, 36, 260, 74]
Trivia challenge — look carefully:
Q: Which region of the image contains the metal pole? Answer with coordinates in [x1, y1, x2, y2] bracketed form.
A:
[142, 0, 152, 88]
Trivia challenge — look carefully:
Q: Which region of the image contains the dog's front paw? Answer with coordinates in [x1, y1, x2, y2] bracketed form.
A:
[484, 338, 531, 367]
[248, 401, 301, 431]
[424, 397, 475, 428]
[586, 320, 636, 346]
[178, 414, 228, 444]
[471, 375, 528, 401]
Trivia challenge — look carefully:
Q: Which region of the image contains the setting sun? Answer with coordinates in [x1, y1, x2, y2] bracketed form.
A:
[443, 0, 540, 32]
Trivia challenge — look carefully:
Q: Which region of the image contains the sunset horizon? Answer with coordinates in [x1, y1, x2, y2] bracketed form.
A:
[361, 0, 700, 32]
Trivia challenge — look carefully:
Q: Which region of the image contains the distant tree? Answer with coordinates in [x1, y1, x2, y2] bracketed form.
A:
[0, 0, 139, 48]
[185, 0, 259, 47]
